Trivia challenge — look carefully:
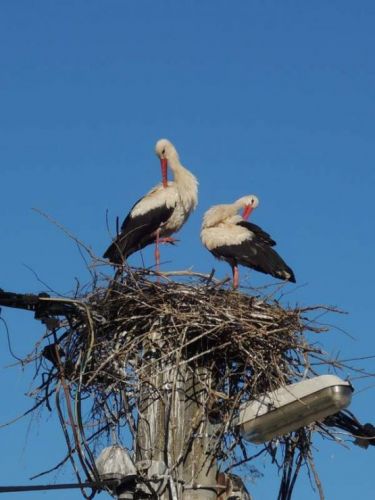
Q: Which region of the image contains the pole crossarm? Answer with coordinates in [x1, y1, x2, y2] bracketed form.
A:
[0, 289, 76, 318]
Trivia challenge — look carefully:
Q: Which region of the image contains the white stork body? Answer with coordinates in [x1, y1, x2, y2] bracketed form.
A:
[201, 195, 295, 288]
[103, 139, 198, 266]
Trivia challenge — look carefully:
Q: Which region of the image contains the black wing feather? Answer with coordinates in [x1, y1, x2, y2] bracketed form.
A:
[119, 196, 143, 232]
[103, 202, 175, 264]
[212, 239, 296, 283]
[236, 220, 276, 246]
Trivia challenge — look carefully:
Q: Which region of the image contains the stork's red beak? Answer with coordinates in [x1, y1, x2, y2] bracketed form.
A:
[161, 158, 168, 188]
[242, 204, 253, 220]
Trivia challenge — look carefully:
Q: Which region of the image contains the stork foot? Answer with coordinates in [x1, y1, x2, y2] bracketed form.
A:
[158, 237, 179, 245]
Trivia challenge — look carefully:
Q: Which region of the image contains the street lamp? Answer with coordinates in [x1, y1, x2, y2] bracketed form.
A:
[237, 375, 353, 444]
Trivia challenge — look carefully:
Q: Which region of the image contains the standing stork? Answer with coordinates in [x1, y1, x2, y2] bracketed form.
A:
[103, 139, 198, 268]
[200, 195, 295, 288]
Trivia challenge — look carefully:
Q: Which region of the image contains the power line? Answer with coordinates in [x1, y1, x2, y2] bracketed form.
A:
[0, 479, 119, 494]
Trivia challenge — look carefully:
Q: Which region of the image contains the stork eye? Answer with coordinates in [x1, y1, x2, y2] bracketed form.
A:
[162, 148, 166, 155]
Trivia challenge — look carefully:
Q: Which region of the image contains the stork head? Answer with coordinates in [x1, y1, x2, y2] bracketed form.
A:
[155, 139, 179, 188]
[235, 195, 259, 220]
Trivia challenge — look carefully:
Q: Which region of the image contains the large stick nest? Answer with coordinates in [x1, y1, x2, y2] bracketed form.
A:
[22, 269, 367, 498]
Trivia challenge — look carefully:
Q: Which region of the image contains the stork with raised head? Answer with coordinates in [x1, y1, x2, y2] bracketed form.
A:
[103, 139, 198, 268]
[200, 195, 295, 289]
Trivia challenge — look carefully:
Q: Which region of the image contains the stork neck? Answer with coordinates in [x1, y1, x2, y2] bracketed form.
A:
[167, 154, 182, 176]
[168, 158, 198, 212]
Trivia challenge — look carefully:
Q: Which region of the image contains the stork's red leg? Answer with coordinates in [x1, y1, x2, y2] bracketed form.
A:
[155, 229, 161, 271]
[232, 264, 239, 289]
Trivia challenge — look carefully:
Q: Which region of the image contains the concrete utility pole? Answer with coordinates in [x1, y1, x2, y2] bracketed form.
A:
[136, 334, 187, 498]
[182, 368, 217, 500]
[135, 336, 218, 499]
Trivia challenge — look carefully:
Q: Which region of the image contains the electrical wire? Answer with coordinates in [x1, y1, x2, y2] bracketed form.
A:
[0, 479, 120, 494]
[0, 312, 23, 362]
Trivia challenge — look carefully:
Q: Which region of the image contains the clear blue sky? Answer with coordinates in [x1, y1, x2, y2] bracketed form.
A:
[1, 1, 374, 498]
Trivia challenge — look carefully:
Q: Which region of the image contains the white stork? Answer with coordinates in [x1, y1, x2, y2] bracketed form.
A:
[103, 139, 198, 268]
[201, 195, 295, 289]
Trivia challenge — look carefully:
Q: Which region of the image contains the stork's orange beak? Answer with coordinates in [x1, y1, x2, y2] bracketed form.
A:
[161, 158, 168, 188]
[242, 204, 253, 220]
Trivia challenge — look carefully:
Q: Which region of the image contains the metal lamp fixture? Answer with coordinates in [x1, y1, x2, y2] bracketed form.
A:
[95, 445, 137, 482]
[95, 445, 137, 499]
[237, 375, 353, 444]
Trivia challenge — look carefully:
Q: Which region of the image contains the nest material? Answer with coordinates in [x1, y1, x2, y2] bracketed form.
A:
[26, 270, 354, 498]
[74, 276, 322, 389]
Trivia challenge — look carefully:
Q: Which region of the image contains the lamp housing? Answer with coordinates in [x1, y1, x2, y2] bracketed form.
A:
[237, 375, 353, 444]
